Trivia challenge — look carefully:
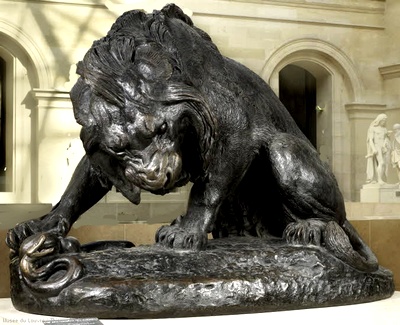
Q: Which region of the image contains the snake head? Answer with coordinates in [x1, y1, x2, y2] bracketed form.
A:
[19, 233, 60, 259]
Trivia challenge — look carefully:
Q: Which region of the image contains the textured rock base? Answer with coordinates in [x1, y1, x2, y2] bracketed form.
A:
[10, 237, 394, 319]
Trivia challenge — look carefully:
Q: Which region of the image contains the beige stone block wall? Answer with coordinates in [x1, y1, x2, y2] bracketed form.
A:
[351, 219, 400, 291]
[0, 230, 10, 298]
[0, 0, 398, 204]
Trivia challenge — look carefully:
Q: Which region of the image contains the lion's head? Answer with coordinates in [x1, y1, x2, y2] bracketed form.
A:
[70, 5, 217, 203]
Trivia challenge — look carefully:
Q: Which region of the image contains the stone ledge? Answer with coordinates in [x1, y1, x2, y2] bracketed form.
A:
[345, 202, 400, 220]
[379, 64, 400, 80]
[3, 203, 400, 229]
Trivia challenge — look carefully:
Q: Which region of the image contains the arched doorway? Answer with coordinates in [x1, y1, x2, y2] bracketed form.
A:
[279, 64, 317, 148]
[277, 61, 333, 168]
[0, 57, 6, 191]
[261, 40, 364, 201]
[0, 29, 45, 202]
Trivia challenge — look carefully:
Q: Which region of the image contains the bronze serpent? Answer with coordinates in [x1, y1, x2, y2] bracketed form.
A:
[19, 232, 83, 297]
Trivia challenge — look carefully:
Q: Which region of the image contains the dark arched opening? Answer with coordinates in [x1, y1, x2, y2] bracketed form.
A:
[0, 57, 6, 191]
[279, 64, 317, 147]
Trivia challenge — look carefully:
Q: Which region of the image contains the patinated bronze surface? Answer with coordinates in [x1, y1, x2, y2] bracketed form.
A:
[6, 4, 394, 318]
[9, 236, 394, 319]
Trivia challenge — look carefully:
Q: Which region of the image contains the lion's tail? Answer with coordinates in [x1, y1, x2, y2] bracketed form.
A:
[324, 220, 378, 273]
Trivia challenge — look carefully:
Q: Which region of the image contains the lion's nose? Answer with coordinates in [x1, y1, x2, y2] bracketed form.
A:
[146, 167, 160, 180]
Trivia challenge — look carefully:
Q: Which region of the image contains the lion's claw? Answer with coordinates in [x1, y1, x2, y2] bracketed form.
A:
[156, 224, 207, 250]
[283, 219, 327, 246]
[6, 216, 71, 254]
[6, 219, 40, 252]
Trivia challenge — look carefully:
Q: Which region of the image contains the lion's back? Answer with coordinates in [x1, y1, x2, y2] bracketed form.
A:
[206, 55, 304, 137]
[89, 5, 303, 138]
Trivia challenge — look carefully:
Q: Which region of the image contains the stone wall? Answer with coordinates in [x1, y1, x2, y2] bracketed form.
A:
[0, 0, 399, 204]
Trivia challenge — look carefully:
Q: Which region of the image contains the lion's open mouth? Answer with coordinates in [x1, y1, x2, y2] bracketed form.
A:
[124, 151, 182, 192]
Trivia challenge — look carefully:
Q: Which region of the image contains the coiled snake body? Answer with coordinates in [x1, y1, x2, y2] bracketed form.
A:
[19, 233, 83, 297]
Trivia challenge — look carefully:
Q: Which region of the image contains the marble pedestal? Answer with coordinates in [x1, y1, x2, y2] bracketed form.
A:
[360, 183, 400, 202]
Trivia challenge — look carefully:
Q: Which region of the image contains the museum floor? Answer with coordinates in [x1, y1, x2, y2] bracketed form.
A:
[1, 292, 399, 324]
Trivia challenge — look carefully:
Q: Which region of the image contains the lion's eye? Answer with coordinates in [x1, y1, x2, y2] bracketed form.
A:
[158, 122, 167, 135]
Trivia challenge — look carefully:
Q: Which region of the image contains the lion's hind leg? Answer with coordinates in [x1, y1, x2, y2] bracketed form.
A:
[267, 133, 378, 272]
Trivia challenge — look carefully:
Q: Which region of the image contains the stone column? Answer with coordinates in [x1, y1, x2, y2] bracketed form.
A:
[32, 89, 83, 204]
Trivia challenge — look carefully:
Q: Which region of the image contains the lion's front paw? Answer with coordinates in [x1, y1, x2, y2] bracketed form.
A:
[6, 216, 70, 253]
[6, 219, 42, 253]
[283, 219, 327, 246]
[155, 224, 208, 250]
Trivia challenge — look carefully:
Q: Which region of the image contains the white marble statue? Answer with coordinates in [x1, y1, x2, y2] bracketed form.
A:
[391, 123, 400, 185]
[365, 113, 391, 184]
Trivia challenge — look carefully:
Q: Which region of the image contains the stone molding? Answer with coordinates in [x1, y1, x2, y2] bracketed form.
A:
[345, 103, 388, 120]
[0, 19, 50, 89]
[379, 64, 400, 80]
[21, 0, 107, 6]
[228, 0, 385, 14]
[31, 88, 72, 109]
[103, 0, 384, 30]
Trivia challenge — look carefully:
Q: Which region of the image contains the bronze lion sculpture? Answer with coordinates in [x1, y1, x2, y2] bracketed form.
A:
[7, 4, 377, 272]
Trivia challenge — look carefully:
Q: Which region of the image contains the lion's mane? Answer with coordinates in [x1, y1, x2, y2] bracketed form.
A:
[70, 4, 217, 171]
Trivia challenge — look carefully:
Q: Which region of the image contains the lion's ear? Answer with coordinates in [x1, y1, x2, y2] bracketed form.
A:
[160, 4, 193, 26]
[134, 44, 173, 81]
[70, 77, 95, 127]
[80, 126, 100, 155]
